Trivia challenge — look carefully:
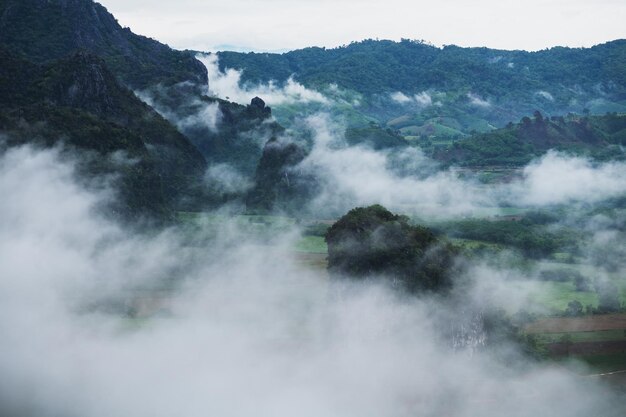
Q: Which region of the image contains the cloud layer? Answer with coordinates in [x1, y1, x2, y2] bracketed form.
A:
[1, 143, 624, 417]
[198, 54, 328, 106]
[294, 115, 626, 218]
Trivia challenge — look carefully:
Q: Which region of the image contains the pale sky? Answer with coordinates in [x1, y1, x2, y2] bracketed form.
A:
[99, 0, 626, 52]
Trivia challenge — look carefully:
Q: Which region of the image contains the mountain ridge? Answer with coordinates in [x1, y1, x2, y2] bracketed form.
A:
[0, 0, 207, 89]
[217, 38, 626, 132]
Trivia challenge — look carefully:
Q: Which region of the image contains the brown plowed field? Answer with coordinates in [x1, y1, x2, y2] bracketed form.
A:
[525, 314, 626, 333]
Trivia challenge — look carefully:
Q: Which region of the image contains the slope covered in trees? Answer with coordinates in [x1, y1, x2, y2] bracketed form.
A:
[218, 39, 626, 100]
[0, 0, 207, 89]
[0, 48, 208, 220]
[434, 112, 626, 167]
[218, 39, 626, 132]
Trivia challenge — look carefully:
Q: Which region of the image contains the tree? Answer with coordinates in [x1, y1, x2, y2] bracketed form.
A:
[565, 300, 584, 316]
[325, 205, 458, 292]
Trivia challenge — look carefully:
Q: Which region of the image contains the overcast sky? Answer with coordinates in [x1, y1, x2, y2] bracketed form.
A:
[99, 0, 626, 52]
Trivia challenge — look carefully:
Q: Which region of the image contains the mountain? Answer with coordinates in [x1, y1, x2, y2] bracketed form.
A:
[217, 39, 626, 133]
[245, 124, 407, 213]
[0, 0, 288, 214]
[0, 0, 206, 89]
[433, 112, 626, 167]
[246, 136, 311, 213]
[0, 47, 208, 220]
[144, 85, 284, 179]
[218, 39, 626, 98]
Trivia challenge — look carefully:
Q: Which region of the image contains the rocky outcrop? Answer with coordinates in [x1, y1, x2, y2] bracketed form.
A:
[246, 136, 313, 213]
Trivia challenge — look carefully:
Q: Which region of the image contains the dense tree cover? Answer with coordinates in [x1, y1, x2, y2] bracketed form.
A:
[0, 48, 209, 220]
[325, 205, 458, 292]
[344, 125, 408, 149]
[218, 39, 626, 136]
[434, 112, 626, 167]
[0, 104, 169, 220]
[218, 38, 626, 105]
[0, 0, 206, 89]
[433, 217, 580, 259]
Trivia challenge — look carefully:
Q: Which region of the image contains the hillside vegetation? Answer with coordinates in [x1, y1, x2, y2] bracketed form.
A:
[218, 39, 626, 134]
[0, 47, 207, 220]
[434, 112, 626, 167]
[0, 0, 206, 89]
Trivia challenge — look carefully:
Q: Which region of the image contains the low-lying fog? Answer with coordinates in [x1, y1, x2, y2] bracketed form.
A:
[1, 136, 625, 416]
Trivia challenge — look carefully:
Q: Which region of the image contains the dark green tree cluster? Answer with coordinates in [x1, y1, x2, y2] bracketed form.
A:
[434, 217, 580, 259]
[434, 112, 626, 167]
[219, 39, 626, 99]
[325, 205, 458, 292]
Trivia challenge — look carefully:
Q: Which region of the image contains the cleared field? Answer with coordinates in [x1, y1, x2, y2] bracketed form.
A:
[526, 315, 626, 373]
[529, 281, 599, 312]
[294, 235, 327, 254]
[177, 212, 297, 228]
[292, 253, 328, 271]
[526, 314, 626, 333]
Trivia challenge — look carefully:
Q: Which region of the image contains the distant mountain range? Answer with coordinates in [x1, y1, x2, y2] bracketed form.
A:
[218, 39, 626, 133]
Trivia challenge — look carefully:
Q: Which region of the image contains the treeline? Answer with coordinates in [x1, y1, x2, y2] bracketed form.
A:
[218, 38, 626, 100]
[433, 216, 580, 259]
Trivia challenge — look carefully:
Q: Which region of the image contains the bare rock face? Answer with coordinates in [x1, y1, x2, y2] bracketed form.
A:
[247, 96, 272, 118]
[250, 96, 266, 109]
[44, 52, 117, 116]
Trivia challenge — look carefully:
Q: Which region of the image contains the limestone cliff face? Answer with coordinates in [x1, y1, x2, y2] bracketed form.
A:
[0, 0, 207, 89]
[41, 52, 119, 117]
[246, 135, 313, 213]
[0, 48, 209, 220]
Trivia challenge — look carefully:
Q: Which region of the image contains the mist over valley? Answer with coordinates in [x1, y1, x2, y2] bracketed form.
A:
[1, 1, 626, 416]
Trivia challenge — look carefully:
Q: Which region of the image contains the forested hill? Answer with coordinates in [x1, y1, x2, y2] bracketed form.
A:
[218, 39, 626, 98]
[0, 0, 291, 216]
[0, 0, 206, 89]
[217, 39, 626, 131]
[434, 112, 626, 167]
[0, 47, 208, 220]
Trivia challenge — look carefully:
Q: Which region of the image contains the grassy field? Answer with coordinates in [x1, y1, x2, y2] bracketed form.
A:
[577, 353, 626, 373]
[177, 212, 297, 228]
[529, 281, 599, 312]
[171, 211, 626, 374]
[294, 236, 327, 254]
